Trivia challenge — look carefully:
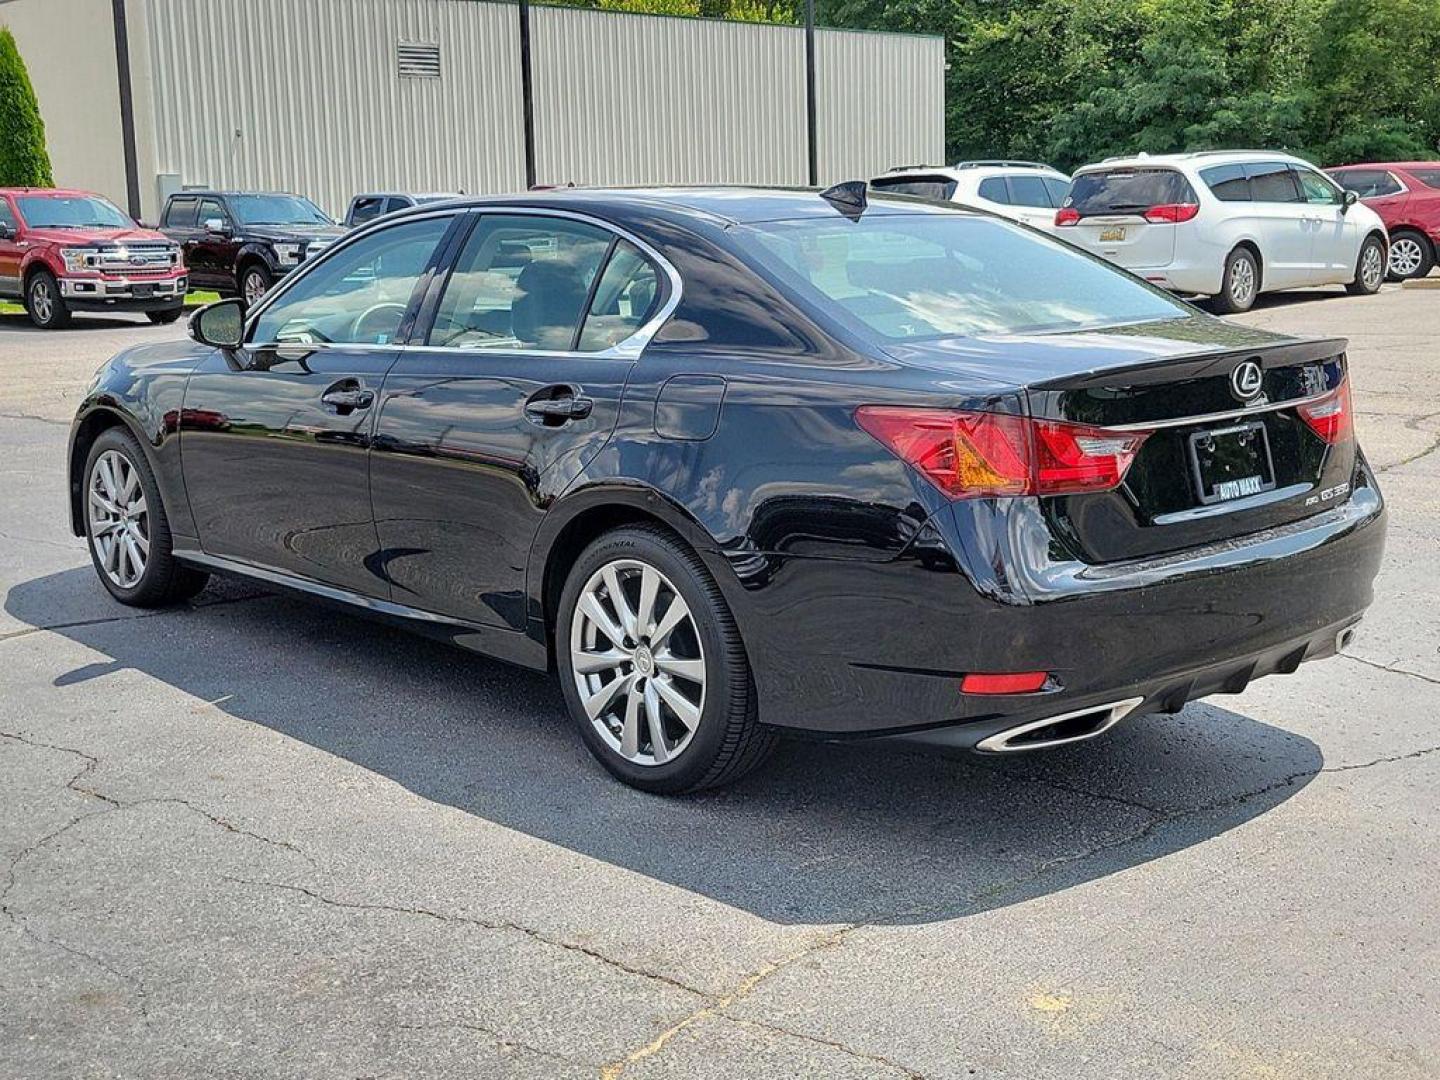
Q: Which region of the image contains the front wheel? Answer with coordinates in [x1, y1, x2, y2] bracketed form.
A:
[26, 270, 71, 329]
[1346, 235, 1386, 295]
[557, 525, 776, 794]
[146, 305, 184, 325]
[1386, 230, 1433, 281]
[1211, 247, 1259, 314]
[83, 427, 209, 607]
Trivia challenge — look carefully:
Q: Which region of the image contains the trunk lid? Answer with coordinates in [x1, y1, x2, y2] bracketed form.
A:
[885, 317, 1356, 562]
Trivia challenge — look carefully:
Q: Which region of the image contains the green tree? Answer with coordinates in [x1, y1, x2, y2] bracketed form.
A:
[0, 27, 53, 187]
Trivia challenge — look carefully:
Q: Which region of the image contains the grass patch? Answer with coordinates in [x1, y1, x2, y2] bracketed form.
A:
[1, 289, 222, 318]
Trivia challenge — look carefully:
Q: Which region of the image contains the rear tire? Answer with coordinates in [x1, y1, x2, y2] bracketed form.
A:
[557, 524, 776, 794]
[26, 270, 71, 329]
[1385, 229, 1433, 281]
[83, 427, 209, 607]
[239, 263, 272, 307]
[1211, 247, 1259, 314]
[146, 305, 184, 325]
[1346, 234, 1386, 295]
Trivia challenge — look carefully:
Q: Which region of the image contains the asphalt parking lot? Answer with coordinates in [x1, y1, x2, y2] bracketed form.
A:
[2, 287, 1437, 1080]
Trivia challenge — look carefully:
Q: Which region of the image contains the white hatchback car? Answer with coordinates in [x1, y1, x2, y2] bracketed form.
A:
[871, 161, 1071, 230]
[1055, 151, 1389, 312]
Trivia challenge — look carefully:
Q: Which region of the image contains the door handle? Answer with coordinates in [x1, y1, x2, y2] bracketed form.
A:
[321, 384, 374, 414]
[524, 395, 593, 423]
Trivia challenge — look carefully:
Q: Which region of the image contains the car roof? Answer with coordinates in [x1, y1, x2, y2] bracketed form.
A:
[0, 187, 110, 198]
[165, 190, 306, 199]
[875, 163, 1067, 180]
[1329, 161, 1440, 171]
[391, 186, 979, 227]
[1076, 150, 1317, 172]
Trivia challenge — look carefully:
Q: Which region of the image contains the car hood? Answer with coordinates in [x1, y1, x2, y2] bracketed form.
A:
[23, 226, 173, 246]
[241, 223, 346, 242]
[881, 315, 1297, 389]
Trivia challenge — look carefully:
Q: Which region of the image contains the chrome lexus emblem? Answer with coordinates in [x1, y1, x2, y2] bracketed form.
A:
[1231, 360, 1264, 401]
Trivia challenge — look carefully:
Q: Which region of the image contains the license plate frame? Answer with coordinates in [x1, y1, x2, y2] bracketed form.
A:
[130, 283, 154, 298]
[1188, 421, 1276, 505]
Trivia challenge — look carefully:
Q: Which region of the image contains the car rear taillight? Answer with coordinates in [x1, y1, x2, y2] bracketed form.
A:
[1142, 203, 1200, 224]
[1054, 207, 1081, 227]
[855, 407, 1151, 500]
[1296, 380, 1353, 445]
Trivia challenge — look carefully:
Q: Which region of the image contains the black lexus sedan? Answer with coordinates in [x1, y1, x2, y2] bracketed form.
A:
[66, 186, 1386, 793]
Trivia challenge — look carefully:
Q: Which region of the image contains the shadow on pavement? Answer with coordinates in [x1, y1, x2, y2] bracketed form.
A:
[7, 567, 1323, 925]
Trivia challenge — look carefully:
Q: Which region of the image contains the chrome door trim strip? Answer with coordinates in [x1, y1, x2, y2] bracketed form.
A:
[241, 204, 683, 363]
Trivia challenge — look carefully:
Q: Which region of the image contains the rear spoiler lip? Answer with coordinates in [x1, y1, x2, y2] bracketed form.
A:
[1027, 336, 1349, 393]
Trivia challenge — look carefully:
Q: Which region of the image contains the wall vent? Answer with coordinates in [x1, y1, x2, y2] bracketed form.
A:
[397, 41, 441, 79]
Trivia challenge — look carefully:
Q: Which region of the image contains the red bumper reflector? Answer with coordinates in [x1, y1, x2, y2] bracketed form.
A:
[961, 671, 1049, 695]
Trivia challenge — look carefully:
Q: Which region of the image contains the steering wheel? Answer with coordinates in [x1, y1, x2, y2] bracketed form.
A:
[351, 302, 409, 344]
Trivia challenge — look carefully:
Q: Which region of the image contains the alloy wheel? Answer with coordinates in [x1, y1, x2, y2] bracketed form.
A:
[30, 279, 54, 322]
[243, 271, 268, 306]
[1229, 257, 1256, 307]
[1389, 237, 1425, 278]
[569, 558, 706, 766]
[87, 449, 149, 589]
[1361, 243, 1385, 290]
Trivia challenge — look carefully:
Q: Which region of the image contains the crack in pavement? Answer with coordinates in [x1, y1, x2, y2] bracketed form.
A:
[1, 730, 313, 1028]
[1342, 652, 1440, 687]
[731, 1016, 929, 1079]
[0, 411, 69, 427]
[220, 876, 714, 1002]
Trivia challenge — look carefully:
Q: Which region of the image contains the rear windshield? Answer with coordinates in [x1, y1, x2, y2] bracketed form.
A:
[743, 213, 1188, 341]
[1064, 168, 1196, 216]
[869, 175, 958, 201]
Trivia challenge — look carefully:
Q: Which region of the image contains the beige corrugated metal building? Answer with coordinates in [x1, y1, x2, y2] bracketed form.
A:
[0, 0, 944, 222]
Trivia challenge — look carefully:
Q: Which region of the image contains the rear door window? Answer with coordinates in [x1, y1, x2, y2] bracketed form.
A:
[1005, 175, 1053, 208]
[1199, 163, 1251, 202]
[1064, 168, 1196, 217]
[1244, 162, 1303, 203]
[869, 175, 958, 201]
[164, 196, 199, 228]
[428, 214, 613, 351]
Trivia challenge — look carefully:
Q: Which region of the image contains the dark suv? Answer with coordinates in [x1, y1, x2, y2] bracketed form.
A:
[158, 191, 345, 305]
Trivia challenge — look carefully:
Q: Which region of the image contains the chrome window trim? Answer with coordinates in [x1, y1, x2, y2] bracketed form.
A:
[1107, 390, 1331, 432]
[242, 205, 682, 363]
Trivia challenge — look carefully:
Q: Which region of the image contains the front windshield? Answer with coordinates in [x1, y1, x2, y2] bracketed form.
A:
[744, 212, 1189, 341]
[17, 195, 133, 230]
[230, 194, 332, 226]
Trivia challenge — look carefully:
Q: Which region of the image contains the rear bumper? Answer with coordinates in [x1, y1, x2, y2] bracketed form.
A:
[725, 464, 1385, 739]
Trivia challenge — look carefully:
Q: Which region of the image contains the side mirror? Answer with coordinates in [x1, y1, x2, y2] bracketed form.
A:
[189, 298, 245, 350]
[203, 217, 230, 235]
[1342, 190, 1358, 212]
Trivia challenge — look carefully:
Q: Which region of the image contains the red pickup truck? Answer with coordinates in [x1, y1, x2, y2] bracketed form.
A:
[0, 188, 188, 329]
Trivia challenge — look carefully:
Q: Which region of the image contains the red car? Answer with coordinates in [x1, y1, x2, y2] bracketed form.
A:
[0, 188, 188, 329]
[1328, 162, 1440, 281]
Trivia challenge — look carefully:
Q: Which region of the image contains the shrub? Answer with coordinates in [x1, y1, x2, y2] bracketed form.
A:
[0, 27, 54, 188]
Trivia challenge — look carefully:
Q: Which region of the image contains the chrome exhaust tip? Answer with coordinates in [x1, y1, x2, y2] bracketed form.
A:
[975, 697, 1146, 753]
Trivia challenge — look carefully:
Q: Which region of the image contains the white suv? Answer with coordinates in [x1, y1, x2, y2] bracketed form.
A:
[871, 161, 1071, 230]
[1054, 151, 1389, 312]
